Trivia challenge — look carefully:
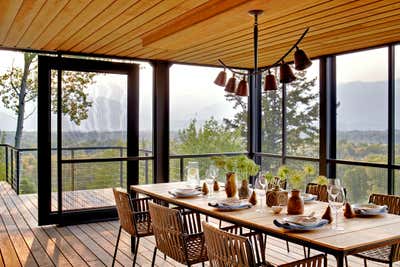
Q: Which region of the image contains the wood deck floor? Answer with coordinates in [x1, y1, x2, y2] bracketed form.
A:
[0, 181, 397, 267]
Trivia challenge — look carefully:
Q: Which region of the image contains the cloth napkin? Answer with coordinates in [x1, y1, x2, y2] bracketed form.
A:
[354, 205, 387, 216]
[208, 201, 252, 210]
[273, 218, 328, 230]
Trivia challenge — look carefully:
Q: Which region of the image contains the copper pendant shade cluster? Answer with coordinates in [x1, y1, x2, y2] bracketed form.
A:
[214, 10, 312, 96]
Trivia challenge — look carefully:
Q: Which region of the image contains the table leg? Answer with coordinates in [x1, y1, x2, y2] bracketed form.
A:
[335, 254, 344, 267]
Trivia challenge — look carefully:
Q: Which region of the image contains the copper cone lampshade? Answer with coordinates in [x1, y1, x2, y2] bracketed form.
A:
[214, 69, 227, 86]
[224, 75, 237, 94]
[294, 47, 312, 70]
[235, 77, 248, 97]
[264, 70, 277, 91]
[279, 62, 296, 83]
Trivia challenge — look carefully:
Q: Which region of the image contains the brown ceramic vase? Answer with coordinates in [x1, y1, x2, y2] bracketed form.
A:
[287, 189, 304, 215]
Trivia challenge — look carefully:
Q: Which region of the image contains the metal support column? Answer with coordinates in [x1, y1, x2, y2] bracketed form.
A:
[152, 61, 170, 183]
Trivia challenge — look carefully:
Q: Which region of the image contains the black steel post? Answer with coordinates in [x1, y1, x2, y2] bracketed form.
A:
[388, 45, 395, 195]
[319, 57, 328, 176]
[282, 84, 287, 165]
[180, 158, 184, 181]
[16, 150, 20, 194]
[144, 152, 149, 184]
[5, 146, 8, 183]
[119, 148, 123, 187]
[326, 56, 337, 178]
[152, 61, 170, 184]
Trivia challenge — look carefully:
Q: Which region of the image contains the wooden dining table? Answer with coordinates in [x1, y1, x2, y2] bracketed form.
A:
[131, 182, 400, 267]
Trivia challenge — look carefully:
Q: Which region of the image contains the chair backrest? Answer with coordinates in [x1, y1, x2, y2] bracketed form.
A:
[278, 254, 326, 267]
[113, 188, 136, 236]
[148, 202, 186, 263]
[306, 183, 328, 202]
[203, 221, 256, 267]
[369, 193, 400, 215]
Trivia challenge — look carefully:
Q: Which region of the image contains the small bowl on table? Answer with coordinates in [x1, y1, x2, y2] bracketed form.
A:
[271, 205, 283, 214]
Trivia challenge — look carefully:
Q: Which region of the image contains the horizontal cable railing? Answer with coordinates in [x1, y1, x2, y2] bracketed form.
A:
[0, 143, 247, 194]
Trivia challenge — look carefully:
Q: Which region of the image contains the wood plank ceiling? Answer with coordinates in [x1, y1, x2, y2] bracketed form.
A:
[0, 0, 399, 68]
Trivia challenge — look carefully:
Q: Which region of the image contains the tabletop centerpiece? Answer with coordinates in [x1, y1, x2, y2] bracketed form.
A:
[286, 165, 315, 215]
[212, 155, 259, 199]
[265, 166, 289, 207]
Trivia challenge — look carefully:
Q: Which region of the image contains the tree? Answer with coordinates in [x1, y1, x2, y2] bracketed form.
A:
[0, 52, 95, 148]
[224, 69, 318, 155]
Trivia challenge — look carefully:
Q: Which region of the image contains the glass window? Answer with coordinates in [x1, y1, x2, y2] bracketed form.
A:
[286, 159, 319, 190]
[262, 68, 282, 154]
[396, 170, 400, 195]
[169, 64, 247, 181]
[336, 48, 388, 163]
[336, 164, 387, 203]
[286, 60, 320, 158]
[395, 45, 400, 164]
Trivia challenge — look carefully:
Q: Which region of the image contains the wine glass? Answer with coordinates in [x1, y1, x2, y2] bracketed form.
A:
[255, 173, 267, 213]
[205, 167, 217, 198]
[327, 178, 345, 231]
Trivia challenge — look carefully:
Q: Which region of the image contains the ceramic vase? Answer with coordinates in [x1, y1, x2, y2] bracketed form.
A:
[287, 189, 304, 215]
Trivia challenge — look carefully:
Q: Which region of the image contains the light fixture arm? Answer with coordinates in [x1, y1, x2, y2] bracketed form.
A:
[218, 21, 310, 76]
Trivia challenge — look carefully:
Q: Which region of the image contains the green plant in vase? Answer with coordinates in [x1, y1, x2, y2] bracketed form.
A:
[314, 175, 328, 185]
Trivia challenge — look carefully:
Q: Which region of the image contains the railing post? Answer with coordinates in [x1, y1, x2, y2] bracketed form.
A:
[71, 150, 75, 191]
[144, 152, 149, 184]
[119, 148, 123, 187]
[16, 150, 20, 195]
[10, 149, 14, 187]
[180, 158, 184, 181]
[5, 146, 8, 183]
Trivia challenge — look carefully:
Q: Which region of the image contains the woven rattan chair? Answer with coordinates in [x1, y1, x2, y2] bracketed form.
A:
[349, 193, 400, 267]
[306, 183, 328, 202]
[203, 221, 326, 267]
[148, 202, 208, 267]
[112, 188, 153, 266]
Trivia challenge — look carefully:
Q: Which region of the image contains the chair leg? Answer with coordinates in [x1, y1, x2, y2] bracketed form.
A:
[345, 256, 348, 267]
[151, 247, 157, 267]
[112, 226, 122, 267]
[132, 237, 140, 266]
[307, 247, 311, 257]
[363, 258, 367, 267]
[164, 253, 167, 260]
[286, 241, 290, 253]
[303, 246, 307, 258]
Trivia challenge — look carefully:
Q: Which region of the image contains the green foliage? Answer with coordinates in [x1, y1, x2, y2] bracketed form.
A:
[313, 175, 328, 185]
[211, 155, 259, 180]
[0, 52, 95, 147]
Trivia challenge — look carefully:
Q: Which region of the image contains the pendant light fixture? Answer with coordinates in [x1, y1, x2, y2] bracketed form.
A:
[214, 10, 312, 96]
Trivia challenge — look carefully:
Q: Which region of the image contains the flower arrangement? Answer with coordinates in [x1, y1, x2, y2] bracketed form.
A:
[313, 175, 328, 185]
[276, 164, 316, 190]
[211, 155, 260, 180]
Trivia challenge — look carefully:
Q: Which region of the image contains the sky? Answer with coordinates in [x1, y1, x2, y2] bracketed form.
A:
[0, 47, 398, 133]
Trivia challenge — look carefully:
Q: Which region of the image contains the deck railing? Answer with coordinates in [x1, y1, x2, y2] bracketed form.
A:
[0, 143, 246, 195]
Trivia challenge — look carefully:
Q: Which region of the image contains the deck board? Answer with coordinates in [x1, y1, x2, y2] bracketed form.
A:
[0, 182, 397, 266]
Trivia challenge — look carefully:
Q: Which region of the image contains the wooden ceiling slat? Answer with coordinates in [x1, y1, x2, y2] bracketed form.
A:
[43, 0, 116, 50]
[142, 0, 251, 47]
[57, 0, 140, 51]
[140, 0, 329, 51]
[150, 0, 382, 62]
[95, 0, 209, 55]
[174, 4, 400, 66]
[3, 0, 46, 46]
[0, 0, 399, 68]
[17, 0, 70, 47]
[119, 0, 341, 58]
[67, 0, 164, 52]
[30, 0, 94, 49]
[0, 0, 23, 44]
[230, 28, 400, 67]
[79, 0, 185, 54]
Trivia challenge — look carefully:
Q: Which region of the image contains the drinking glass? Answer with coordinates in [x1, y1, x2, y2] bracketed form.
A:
[327, 178, 345, 231]
[186, 161, 200, 188]
[255, 173, 267, 213]
[205, 167, 217, 198]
